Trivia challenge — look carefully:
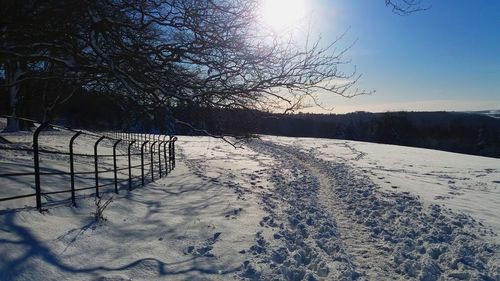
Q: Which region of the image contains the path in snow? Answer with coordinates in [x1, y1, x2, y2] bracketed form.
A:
[263, 136, 500, 241]
[243, 140, 498, 281]
[308, 156, 394, 280]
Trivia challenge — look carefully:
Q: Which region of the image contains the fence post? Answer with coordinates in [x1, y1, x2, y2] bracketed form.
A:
[94, 136, 106, 197]
[69, 131, 83, 207]
[163, 139, 169, 174]
[168, 136, 172, 171]
[172, 137, 176, 169]
[33, 122, 49, 212]
[113, 139, 122, 194]
[128, 140, 136, 191]
[158, 141, 163, 178]
[141, 141, 149, 186]
[150, 141, 158, 182]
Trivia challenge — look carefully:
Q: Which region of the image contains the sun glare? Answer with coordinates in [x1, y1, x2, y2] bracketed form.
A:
[259, 0, 307, 30]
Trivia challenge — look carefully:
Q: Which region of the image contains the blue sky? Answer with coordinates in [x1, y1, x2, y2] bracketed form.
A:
[300, 0, 500, 113]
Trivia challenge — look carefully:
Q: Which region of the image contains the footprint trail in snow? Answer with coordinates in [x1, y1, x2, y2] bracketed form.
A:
[240, 140, 498, 281]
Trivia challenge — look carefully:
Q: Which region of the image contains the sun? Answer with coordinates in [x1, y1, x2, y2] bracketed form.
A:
[259, 0, 307, 30]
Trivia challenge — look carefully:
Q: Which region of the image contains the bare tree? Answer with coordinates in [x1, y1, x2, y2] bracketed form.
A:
[385, 0, 428, 15]
[1, 0, 426, 131]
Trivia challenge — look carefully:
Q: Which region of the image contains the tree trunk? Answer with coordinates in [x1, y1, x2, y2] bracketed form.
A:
[2, 60, 22, 132]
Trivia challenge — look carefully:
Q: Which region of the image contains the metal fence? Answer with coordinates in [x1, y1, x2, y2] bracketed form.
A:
[0, 116, 177, 212]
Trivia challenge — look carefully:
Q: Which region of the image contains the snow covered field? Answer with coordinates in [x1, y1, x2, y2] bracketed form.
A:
[262, 136, 500, 242]
[0, 129, 498, 280]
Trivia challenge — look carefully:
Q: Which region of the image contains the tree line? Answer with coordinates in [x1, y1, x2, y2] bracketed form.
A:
[174, 106, 500, 158]
[2, 85, 496, 158]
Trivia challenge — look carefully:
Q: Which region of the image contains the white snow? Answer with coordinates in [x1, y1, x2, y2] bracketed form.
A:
[262, 136, 500, 242]
[1, 127, 498, 280]
[0, 132, 269, 280]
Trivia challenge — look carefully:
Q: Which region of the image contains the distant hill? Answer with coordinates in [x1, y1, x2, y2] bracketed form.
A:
[173, 108, 500, 158]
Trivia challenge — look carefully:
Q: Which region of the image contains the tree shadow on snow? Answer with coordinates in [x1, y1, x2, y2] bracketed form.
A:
[0, 177, 243, 280]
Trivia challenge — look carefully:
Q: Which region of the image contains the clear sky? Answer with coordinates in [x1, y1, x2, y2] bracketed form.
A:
[289, 0, 500, 113]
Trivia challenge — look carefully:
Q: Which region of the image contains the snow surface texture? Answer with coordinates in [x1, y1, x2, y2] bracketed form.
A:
[261, 136, 500, 244]
[0, 131, 498, 280]
[0, 134, 270, 280]
[241, 140, 498, 280]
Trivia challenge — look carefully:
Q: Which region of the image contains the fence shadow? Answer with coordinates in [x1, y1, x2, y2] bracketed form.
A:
[0, 164, 244, 280]
[0, 211, 240, 280]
